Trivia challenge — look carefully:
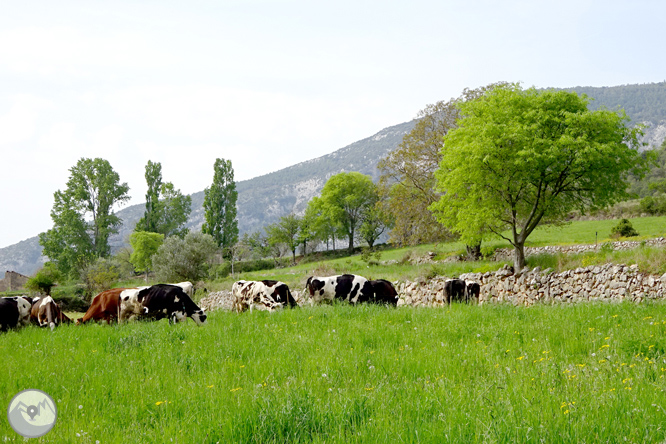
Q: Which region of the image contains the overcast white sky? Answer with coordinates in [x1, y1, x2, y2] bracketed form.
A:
[1, 0, 665, 249]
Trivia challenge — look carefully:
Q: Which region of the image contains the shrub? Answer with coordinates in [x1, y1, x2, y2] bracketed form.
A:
[80, 258, 120, 301]
[25, 263, 60, 295]
[152, 231, 218, 283]
[610, 219, 639, 238]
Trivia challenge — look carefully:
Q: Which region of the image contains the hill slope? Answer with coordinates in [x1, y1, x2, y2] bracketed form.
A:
[3, 82, 666, 276]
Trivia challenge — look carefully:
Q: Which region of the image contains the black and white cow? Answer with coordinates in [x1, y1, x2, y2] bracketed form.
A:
[232, 280, 296, 312]
[120, 284, 206, 325]
[305, 274, 374, 304]
[0, 296, 32, 332]
[465, 280, 481, 302]
[142, 284, 206, 325]
[444, 278, 480, 303]
[368, 279, 399, 306]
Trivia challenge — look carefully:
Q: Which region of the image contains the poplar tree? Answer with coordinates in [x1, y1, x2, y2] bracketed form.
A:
[202, 158, 239, 258]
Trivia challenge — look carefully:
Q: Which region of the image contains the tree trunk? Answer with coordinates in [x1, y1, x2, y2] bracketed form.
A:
[348, 228, 354, 254]
[292, 249, 296, 265]
[466, 244, 481, 261]
[514, 243, 525, 271]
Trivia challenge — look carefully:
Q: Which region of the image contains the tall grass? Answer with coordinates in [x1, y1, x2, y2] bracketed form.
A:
[2, 302, 666, 442]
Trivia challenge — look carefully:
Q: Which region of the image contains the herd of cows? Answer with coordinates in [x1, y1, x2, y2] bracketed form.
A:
[0, 274, 480, 333]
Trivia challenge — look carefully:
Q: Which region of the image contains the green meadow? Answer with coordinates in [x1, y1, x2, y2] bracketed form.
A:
[4, 215, 666, 442]
[2, 302, 666, 443]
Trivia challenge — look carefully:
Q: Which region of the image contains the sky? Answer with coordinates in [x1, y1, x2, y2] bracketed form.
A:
[1, 0, 666, 249]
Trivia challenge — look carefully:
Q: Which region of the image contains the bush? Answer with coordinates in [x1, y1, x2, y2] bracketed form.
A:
[25, 263, 60, 295]
[639, 195, 666, 215]
[80, 258, 120, 301]
[152, 231, 217, 282]
[610, 219, 639, 238]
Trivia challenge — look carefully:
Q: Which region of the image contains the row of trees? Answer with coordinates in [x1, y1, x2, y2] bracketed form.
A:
[37, 83, 651, 286]
[236, 172, 392, 265]
[39, 156, 239, 287]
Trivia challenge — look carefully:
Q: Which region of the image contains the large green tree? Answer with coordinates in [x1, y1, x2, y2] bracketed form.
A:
[430, 84, 648, 270]
[378, 83, 507, 247]
[39, 158, 130, 277]
[135, 161, 192, 238]
[318, 172, 378, 253]
[202, 158, 239, 258]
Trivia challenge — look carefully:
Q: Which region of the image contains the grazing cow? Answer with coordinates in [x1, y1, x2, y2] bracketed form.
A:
[465, 280, 481, 302]
[132, 284, 206, 325]
[118, 287, 148, 322]
[305, 274, 374, 305]
[369, 279, 399, 306]
[0, 296, 32, 332]
[78, 288, 134, 324]
[444, 278, 467, 304]
[31, 296, 71, 330]
[232, 280, 296, 312]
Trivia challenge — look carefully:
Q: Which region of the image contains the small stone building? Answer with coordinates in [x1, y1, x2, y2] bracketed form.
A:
[0, 271, 30, 292]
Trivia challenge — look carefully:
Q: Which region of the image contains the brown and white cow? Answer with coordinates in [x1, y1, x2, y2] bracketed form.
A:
[31, 296, 71, 330]
[305, 274, 374, 305]
[0, 296, 32, 332]
[232, 280, 296, 312]
[77, 288, 136, 324]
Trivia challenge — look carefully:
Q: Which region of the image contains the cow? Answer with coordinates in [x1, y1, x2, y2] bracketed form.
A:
[0, 296, 32, 332]
[465, 280, 481, 303]
[232, 280, 296, 312]
[305, 274, 374, 305]
[31, 296, 71, 330]
[368, 279, 399, 306]
[118, 287, 149, 322]
[444, 278, 467, 304]
[130, 284, 206, 325]
[77, 288, 135, 324]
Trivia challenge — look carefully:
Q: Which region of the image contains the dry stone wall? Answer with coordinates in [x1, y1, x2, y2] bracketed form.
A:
[199, 263, 666, 311]
[492, 238, 666, 262]
[396, 263, 666, 307]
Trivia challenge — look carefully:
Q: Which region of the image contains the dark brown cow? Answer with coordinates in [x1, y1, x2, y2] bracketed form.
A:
[369, 279, 399, 306]
[30, 296, 71, 330]
[77, 288, 134, 325]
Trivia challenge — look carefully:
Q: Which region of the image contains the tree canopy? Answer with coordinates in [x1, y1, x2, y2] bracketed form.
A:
[430, 84, 648, 270]
[129, 231, 164, 278]
[318, 172, 378, 253]
[39, 158, 130, 277]
[151, 231, 217, 282]
[202, 158, 239, 258]
[135, 161, 192, 238]
[378, 83, 507, 246]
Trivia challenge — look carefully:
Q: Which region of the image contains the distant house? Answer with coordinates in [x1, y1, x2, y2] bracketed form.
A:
[0, 271, 30, 292]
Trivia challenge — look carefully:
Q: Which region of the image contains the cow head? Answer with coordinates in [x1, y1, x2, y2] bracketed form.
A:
[190, 308, 207, 325]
